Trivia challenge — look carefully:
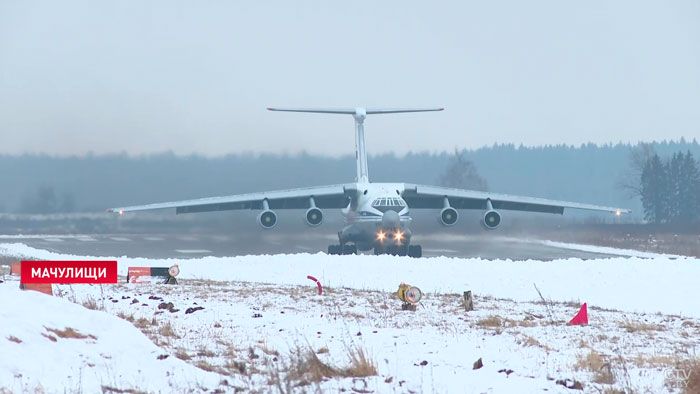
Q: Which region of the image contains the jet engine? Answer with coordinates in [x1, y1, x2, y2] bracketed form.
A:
[440, 207, 459, 226]
[481, 210, 501, 229]
[257, 210, 277, 229]
[305, 207, 323, 226]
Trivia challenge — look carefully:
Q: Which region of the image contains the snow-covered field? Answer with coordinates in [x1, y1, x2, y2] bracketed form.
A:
[1, 242, 699, 393]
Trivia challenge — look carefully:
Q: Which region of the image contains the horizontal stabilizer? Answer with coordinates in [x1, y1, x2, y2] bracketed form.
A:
[267, 107, 443, 115]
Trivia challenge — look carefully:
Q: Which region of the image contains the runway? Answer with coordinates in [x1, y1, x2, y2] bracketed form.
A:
[0, 232, 621, 260]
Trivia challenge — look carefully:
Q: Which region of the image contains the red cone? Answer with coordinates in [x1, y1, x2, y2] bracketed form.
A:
[567, 303, 588, 325]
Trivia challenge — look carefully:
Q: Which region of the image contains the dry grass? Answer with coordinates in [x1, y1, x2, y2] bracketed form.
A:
[45, 327, 97, 340]
[133, 318, 150, 329]
[158, 321, 177, 337]
[630, 354, 678, 368]
[41, 333, 57, 342]
[681, 358, 700, 394]
[116, 311, 135, 323]
[81, 296, 100, 310]
[281, 344, 377, 386]
[196, 360, 217, 372]
[504, 318, 537, 328]
[345, 345, 377, 378]
[197, 348, 216, 358]
[476, 316, 502, 328]
[286, 346, 340, 383]
[101, 385, 148, 394]
[621, 320, 663, 333]
[7, 336, 22, 344]
[518, 335, 552, 351]
[574, 351, 614, 385]
[175, 348, 191, 361]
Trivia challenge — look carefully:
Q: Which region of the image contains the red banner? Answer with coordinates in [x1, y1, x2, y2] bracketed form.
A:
[21, 261, 118, 284]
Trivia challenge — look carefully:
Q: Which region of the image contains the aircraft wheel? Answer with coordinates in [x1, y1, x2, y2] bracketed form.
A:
[343, 244, 357, 255]
[408, 245, 422, 258]
[385, 246, 399, 256]
[328, 245, 342, 255]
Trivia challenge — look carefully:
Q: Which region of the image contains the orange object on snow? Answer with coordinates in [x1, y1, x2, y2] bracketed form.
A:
[567, 303, 588, 325]
[10, 262, 21, 275]
[19, 283, 53, 296]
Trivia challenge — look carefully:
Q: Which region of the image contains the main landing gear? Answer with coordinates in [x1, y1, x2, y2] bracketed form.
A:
[373, 244, 422, 258]
[328, 244, 357, 255]
[328, 243, 421, 257]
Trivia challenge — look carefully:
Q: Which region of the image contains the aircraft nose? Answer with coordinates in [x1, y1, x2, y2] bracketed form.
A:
[381, 210, 400, 229]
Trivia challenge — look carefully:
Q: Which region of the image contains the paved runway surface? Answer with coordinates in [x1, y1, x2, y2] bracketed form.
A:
[0, 232, 620, 260]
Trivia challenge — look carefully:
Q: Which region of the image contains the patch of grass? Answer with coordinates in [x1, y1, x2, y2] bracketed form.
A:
[41, 333, 57, 342]
[133, 317, 150, 329]
[286, 346, 340, 383]
[574, 351, 614, 385]
[281, 344, 377, 385]
[116, 311, 135, 322]
[345, 345, 377, 378]
[197, 348, 217, 357]
[82, 296, 100, 310]
[476, 316, 502, 328]
[680, 358, 700, 394]
[621, 320, 662, 333]
[261, 344, 280, 357]
[504, 318, 537, 328]
[196, 360, 217, 372]
[518, 335, 552, 351]
[101, 385, 148, 394]
[45, 327, 97, 340]
[175, 348, 191, 361]
[7, 336, 22, 343]
[630, 354, 678, 368]
[158, 321, 177, 337]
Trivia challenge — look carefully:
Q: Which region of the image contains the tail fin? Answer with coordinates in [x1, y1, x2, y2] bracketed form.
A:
[268, 107, 444, 183]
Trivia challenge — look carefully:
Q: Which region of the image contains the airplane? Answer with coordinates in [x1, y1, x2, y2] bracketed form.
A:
[108, 107, 630, 258]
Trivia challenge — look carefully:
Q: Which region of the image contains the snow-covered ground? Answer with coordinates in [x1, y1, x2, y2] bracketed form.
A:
[1, 241, 699, 393]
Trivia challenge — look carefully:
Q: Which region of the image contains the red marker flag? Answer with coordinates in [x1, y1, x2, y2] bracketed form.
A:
[567, 303, 588, 326]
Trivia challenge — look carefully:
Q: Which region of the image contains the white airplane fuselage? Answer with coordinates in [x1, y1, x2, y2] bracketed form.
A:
[339, 182, 412, 251]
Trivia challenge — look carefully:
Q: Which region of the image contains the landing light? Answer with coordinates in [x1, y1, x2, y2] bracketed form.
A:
[394, 231, 404, 242]
[377, 231, 386, 241]
[119, 210, 124, 215]
[615, 209, 621, 216]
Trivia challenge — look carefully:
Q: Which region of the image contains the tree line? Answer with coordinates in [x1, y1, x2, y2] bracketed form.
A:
[640, 150, 700, 224]
[1, 140, 698, 219]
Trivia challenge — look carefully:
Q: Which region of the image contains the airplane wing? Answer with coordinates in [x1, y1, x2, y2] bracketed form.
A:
[402, 184, 630, 215]
[107, 184, 352, 214]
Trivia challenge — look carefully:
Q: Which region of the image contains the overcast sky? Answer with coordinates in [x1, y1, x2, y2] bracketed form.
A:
[1, 1, 698, 157]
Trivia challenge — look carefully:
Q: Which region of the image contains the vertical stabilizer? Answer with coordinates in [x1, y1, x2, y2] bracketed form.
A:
[267, 107, 444, 183]
[352, 108, 369, 183]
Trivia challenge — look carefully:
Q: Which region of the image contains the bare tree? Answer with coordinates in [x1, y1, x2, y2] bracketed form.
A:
[617, 143, 655, 198]
[439, 149, 488, 191]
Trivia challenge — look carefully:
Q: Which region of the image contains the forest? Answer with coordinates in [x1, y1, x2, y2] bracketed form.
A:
[1, 139, 698, 223]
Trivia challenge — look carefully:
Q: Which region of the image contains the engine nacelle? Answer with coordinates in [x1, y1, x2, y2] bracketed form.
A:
[305, 207, 323, 226]
[257, 210, 277, 229]
[439, 207, 459, 226]
[481, 210, 501, 230]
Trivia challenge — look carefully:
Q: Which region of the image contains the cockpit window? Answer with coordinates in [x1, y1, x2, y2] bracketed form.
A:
[372, 197, 405, 212]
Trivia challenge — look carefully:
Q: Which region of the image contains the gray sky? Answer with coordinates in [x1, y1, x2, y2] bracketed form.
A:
[1, 0, 698, 157]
